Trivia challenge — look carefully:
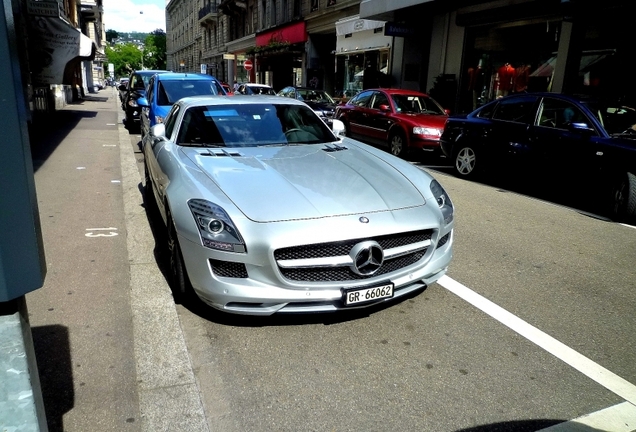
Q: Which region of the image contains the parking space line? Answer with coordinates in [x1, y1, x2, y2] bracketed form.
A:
[437, 275, 636, 406]
[537, 402, 636, 431]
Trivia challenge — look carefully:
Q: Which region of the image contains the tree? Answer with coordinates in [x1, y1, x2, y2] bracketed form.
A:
[144, 30, 167, 70]
[105, 43, 144, 79]
[106, 29, 119, 44]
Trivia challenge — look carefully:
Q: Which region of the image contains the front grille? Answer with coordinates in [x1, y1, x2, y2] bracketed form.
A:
[275, 230, 432, 283]
[275, 230, 431, 261]
[280, 251, 426, 282]
[210, 259, 248, 278]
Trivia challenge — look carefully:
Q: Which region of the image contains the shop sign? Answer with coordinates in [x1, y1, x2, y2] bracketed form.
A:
[27, 0, 60, 17]
[223, 53, 236, 60]
[384, 22, 417, 37]
[256, 21, 307, 46]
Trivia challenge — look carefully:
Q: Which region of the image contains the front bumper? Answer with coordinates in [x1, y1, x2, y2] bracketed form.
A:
[177, 210, 454, 315]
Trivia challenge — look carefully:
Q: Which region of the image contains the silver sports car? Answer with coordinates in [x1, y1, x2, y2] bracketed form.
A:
[143, 95, 454, 315]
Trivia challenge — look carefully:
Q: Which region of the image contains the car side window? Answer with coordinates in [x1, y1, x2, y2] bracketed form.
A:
[164, 105, 180, 139]
[132, 74, 145, 90]
[492, 95, 538, 123]
[147, 77, 155, 102]
[370, 92, 389, 110]
[476, 102, 497, 119]
[537, 98, 591, 130]
[351, 91, 373, 107]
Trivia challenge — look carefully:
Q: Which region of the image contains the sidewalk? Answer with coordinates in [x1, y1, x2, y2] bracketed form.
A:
[14, 90, 208, 431]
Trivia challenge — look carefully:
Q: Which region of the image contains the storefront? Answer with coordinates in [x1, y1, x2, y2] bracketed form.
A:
[253, 21, 307, 91]
[457, 0, 636, 112]
[334, 16, 392, 99]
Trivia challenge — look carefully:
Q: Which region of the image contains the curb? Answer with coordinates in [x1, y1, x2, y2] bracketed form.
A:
[117, 102, 209, 431]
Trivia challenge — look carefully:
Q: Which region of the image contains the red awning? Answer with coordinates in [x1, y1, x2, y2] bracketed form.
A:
[256, 21, 307, 46]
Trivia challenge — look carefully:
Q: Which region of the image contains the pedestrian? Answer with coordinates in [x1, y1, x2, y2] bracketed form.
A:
[233, 80, 239, 92]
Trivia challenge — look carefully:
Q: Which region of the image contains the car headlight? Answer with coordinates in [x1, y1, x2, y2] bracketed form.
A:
[128, 99, 139, 108]
[430, 179, 453, 225]
[188, 199, 246, 253]
[413, 127, 442, 137]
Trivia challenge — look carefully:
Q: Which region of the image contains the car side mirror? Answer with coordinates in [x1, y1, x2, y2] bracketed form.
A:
[445, 109, 451, 115]
[379, 104, 391, 112]
[331, 119, 346, 138]
[150, 123, 166, 139]
[137, 97, 149, 108]
[568, 122, 595, 134]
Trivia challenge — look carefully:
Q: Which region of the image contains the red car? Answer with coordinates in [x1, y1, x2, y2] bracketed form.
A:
[335, 88, 449, 158]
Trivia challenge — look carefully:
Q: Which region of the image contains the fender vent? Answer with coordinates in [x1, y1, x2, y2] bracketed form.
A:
[201, 149, 242, 157]
[322, 143, 348, 153]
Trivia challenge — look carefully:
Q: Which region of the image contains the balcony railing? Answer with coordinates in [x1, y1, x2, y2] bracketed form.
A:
[199, 3, 218, 24]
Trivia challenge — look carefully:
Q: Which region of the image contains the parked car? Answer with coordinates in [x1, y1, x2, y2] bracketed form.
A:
[440, 92, 636, 222]
[335, 88, 449, 158]
[142, 95, 454, 314]
[120, 69, 168, 128]
[138, 72, 226, 138]
[277, 86, 337, 124]
[236, 83, 277, 95]
[118, 77, 130, 103]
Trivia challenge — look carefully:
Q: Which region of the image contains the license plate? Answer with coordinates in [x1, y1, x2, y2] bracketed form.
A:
[344, 283, 394, 306]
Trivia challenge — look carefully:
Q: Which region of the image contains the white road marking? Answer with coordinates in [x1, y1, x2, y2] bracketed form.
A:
[111, 180, 121, 183]
[437, 275, 636, 406]
[103, 144, 117, 147]
[537, 401, 636, 431]
[76, 167, 86, 170]
[85, 227, 118, 237]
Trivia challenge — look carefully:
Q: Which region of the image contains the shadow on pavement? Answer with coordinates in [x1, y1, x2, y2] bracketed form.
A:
[454, 419, 604, 432]
[29, 110, 97, 173]
[31, 325, 73, 432]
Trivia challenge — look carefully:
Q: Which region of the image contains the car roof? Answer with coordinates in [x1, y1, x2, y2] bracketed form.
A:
[365, 88, 431, 97]
[155, 72, 218, 81]
[177, 94, 307, 109]
[244, 83, 272, 87]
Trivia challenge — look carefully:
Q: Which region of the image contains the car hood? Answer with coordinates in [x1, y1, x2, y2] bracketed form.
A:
[394, 113, 448, 128]
[182, 144, 426, 222]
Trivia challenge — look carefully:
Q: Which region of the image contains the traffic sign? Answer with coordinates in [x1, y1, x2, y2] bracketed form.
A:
[244, 59, 253, 71]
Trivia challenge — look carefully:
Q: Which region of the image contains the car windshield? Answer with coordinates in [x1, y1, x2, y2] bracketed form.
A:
[249, 86, 277, 95]
[176, 103, 337, 147]
[391, 94, 445, 115]
[158, 80, 220, 105]
[297, 90, 334, 103]
[583, 101, 636, 136]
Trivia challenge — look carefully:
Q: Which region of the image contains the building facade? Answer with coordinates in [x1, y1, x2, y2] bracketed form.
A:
[10, 0, 99, 119]
[360, 0, 636, 113]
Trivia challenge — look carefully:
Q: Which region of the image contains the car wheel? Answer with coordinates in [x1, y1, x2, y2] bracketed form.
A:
[612, 171, 636, 222]
[389, 131, 407, 158]
[168, 219, 193, 304]
[453, 144, 479, 178]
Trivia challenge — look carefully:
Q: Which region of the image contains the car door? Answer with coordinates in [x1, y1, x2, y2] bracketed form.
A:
[146, 104, 181, 208]
[366, 91, 393, 144]
[530, 96, 601, 174]
[486, 95, 540, 167]
[141, 76, 156, 134]
[346, 90, 373, 139]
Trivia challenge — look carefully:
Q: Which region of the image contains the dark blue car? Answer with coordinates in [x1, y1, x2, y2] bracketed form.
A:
[440, 92, 636, 222]
[138, 72, 226, 138]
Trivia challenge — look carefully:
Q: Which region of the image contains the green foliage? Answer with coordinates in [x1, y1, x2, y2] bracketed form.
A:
[105, 43, 143, 79]
[144, 30, 167, 70]
[106, 29, 119, 43]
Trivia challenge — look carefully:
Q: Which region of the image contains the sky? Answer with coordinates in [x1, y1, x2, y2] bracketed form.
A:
[103, 0, 168, 33]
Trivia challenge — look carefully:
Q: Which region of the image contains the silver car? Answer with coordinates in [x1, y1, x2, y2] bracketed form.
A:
[143, 95, 454, 315]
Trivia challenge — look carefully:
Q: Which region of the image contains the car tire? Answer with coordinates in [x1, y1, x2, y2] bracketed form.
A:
[453, 144, 480, 178]
[389, 131, 407, 158]
[168, 219, 193, 304]
[612, 171, 636, 222]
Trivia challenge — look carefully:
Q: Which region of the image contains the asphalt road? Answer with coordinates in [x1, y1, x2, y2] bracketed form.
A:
[126, 106, 636, 431]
